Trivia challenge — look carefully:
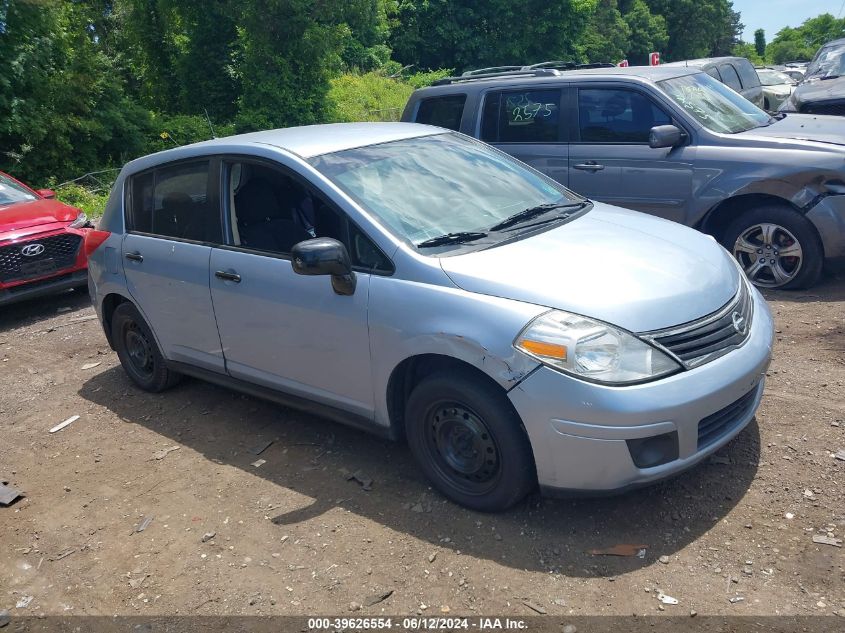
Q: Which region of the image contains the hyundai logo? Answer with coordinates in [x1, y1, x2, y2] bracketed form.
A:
[731, 311, 747, 335]
[20, 243, 45, 257]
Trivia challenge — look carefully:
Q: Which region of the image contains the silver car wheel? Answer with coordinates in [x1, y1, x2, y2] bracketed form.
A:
[733, 222, 803, 289]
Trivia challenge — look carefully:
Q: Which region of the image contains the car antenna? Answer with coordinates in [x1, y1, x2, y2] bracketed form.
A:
[203, 108, 217, 139]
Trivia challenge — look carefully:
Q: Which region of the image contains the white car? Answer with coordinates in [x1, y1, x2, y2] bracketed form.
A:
[756, 68, 796, 111]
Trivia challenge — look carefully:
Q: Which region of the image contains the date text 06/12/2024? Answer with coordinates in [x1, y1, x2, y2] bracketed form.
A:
[307, 617, 530, 630]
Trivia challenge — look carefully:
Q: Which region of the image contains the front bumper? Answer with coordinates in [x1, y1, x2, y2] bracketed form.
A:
[0, 269, 88, 306]
[508, 286, 774, 493]
[806, 194, 845, 259]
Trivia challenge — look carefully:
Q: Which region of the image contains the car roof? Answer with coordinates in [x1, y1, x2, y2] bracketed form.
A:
[663, 57, 747, 68]
[122, 123, 445, 172]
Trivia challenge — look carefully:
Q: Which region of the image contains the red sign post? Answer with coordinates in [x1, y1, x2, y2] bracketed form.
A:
[617, 59, 629, 67]
[650, 52, 661, 66]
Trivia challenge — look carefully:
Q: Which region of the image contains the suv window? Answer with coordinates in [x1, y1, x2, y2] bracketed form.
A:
[735, 60, 760, 89]
[719, 64, 742, 92]
[128, 161, 221, 243]
[480, 89, 563, 143]
[578, 88, 672, 143]
[705, 66, 722, 81]
[415, 95, 466, 131]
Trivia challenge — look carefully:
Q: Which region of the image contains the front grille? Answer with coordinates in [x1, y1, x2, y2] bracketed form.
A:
[0, 233, 82, 282]
[697, 387, 758, 450]
[643, 281, 753, 369]
[800, 101, 845, 117]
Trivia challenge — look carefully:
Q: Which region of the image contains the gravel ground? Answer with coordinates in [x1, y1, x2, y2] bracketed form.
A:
[1, 272, 843, 619]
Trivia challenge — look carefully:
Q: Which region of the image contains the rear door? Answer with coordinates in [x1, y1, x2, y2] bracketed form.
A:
[734, 59, 764, 108]
[568, 84, 694, 222]
[122, 159, 225, 372]
[478, 86, 570, 186]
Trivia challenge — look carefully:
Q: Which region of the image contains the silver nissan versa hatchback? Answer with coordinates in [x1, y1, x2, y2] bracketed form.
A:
[87, 123, 774, 511]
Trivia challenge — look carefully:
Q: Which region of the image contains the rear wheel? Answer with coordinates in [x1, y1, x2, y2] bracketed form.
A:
[112, 302, 182, 392]
[721, 205, 823, 290]
[405, 370, 536, 512]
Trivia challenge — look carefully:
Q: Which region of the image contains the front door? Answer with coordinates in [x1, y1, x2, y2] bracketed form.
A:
[568, 86, 694, 223]
[122, 159, 224, 372]
[209, 159, 375, 418]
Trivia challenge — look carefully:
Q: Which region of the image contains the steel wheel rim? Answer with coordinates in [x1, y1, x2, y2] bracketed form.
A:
[732, 222, 803, 288]
[424, 402, 501, 496]
[124, 322, 154, 379]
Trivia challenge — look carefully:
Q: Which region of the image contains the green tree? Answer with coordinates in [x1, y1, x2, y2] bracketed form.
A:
[754, 28, 766, 57]
[622, 0, 668, 65]
[767, 14, 845, 63]
[644, 0, 741, 60]
[732, 41, 764, 65]
[0, 0, 149, 184]
[581, 0, 631, 63]
[391, 0, 596, 72]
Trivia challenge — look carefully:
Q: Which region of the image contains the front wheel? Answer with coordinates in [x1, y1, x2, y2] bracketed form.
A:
[405, 370, 536, 512]
[721, 205, 824, 290]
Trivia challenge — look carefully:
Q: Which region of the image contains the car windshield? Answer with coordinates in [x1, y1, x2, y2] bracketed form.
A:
[0, 173, 38, 207]
[806, 42, 845, 79]
[658, 73, 772, 134]
[757, 69, 795, 86]
[310, 132, 583, 247]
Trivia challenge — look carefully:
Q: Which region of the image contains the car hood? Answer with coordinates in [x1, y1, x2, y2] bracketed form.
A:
[439, 204, 740, 333]
[0, 198, 79, 232]
[780, 76, 845, 113]
[736, 113, 845, 147]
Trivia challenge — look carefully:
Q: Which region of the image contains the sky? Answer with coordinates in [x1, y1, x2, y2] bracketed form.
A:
[732, 0, 844, 41]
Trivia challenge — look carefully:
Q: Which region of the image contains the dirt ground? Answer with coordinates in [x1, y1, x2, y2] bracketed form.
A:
[1, 271, 843, 620]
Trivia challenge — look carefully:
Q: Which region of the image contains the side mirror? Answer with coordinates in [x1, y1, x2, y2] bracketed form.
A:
[291, 238, 357, 296]
[649, 125, 684, 149]
[36, 188, 57, 199]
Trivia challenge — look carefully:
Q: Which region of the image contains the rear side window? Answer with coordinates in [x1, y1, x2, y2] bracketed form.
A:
[705, 66, 722, 81]
[578, 88, 671, 143]
[128, 161, 221, 243]
[719, 64, 742, 92]
[735, 60, 760, 88]
[415, 95, 466, 131]
[480, 89, 563, 143]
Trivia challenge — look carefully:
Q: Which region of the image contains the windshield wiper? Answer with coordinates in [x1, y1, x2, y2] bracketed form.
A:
[489, 201, 587, 232]
[416, 231, 488, 248]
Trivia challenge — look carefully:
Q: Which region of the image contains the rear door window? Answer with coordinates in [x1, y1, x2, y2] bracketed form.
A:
[415, 95, 467, 131]
[719, 64, 742, 92]
[735, 60, 761, 88]
[480, 89, 564, 143]
[577, 88, 672, 143]
[128, 161, 222, 243]
[705, 66, 722, 81]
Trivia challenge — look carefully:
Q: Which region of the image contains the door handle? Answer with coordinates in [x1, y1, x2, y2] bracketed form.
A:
[125, 252, 143, 262]
[215, 270, 241, 283]
[573, 161, 605, 172]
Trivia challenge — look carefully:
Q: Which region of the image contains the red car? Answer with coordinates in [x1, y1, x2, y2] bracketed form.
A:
[0, 171, 92, 306]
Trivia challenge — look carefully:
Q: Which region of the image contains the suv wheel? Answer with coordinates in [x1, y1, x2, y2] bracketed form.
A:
[112, 302, 182, 392]
[722, 205, 823, 290]
[405, 370, 536, 512]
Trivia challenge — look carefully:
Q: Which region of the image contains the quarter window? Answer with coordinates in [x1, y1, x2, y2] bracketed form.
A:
[578, 89, 672, 143]
[719, 64, 742, 92]
[128, 161, 221, 243]
[480, 89, 563, 143]
[735, 60, 761, 89]
[415, 95, 466, 131]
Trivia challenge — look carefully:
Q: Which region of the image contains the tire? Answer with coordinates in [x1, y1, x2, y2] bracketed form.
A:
[405, 370, 536, 512]
[112, 302, 182, 392]
[721, 205, 824, 290]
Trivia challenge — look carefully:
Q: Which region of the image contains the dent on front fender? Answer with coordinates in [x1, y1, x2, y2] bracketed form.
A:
[429, 332, 540, 388]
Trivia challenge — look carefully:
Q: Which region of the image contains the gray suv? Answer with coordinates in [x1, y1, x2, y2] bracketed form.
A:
[88, 123, 773, 511]
[402, 66, 845, 289]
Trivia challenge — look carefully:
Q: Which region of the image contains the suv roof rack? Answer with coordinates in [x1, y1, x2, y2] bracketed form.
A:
[433, 61, 616, 86]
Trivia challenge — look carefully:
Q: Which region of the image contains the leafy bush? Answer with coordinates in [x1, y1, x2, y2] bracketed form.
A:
[328, 71, 415, 122]
[145, 114, 236, 155]
[54, 183, 111, 218]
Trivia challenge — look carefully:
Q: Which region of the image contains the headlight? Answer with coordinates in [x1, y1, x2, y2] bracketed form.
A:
[515, 310, 681, 385]
[69, 212, 88, 228]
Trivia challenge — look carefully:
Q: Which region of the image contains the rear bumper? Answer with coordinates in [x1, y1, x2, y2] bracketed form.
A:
[0, 269, 88, 306]
[508, 286, 774, 494]
[806, 194, 845, 259]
